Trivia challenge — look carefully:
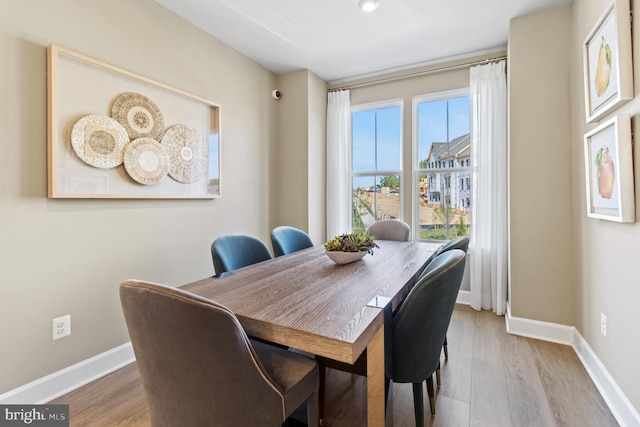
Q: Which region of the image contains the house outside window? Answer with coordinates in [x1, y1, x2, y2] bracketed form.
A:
[351, 100, 402, 232]
[413, 89, 470, 241]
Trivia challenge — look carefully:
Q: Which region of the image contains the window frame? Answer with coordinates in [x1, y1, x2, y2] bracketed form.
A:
[350, 99, 404, 231]
[412, 88, 470, 242]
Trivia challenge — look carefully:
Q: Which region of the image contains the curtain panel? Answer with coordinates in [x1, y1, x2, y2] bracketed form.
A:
[326, 90, 351, 239]
[469, 60, 508, 315]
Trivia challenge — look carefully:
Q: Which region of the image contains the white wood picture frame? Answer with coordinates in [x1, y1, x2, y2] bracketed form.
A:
[583, 0, 633, 123]
[583, 115, 634, 222]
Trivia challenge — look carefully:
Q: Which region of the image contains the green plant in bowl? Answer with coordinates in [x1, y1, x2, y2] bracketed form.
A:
[324, 232, 379, 255]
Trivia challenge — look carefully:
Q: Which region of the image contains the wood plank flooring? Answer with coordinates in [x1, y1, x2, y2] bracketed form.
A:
[49, 305, 618, 426]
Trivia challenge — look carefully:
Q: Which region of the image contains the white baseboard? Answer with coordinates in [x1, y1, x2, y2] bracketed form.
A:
[456, 289, 471, 305]
[0, 343, 135, 405]
[572, 332, 640, 427]
[505, 303, 575, 345]
[506, 304, 640, 427]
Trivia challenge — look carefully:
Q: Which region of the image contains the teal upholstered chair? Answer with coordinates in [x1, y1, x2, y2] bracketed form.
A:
[271, 226, 314, 257]
[211, 234, 272, 277]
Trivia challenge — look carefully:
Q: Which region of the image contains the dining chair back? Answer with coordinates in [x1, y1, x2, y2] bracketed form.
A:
[120, 280, 319, 427]
[366, 219, 411, 241]
[211, 234, 272, 277]
[423, 235, 469, 360]
[438, 235, 470, 254]
[318, 250, 465, 425]
[271, 226, 314, 257]
[388, 249, 466, 424]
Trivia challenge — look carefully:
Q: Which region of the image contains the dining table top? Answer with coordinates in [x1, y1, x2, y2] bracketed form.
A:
[182, 240, 439, 365]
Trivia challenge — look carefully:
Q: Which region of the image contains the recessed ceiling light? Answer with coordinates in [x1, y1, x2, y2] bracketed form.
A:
[359, 0, 379, 12]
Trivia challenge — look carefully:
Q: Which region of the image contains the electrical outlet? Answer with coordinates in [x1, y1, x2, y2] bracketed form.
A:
[600, 313, 607, 337]
[52, 315, 71, 340]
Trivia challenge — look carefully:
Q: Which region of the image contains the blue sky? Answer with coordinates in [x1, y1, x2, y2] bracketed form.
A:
[351, 96, 469, 189]
[352, 106, 401, 173]
[417, 96, 470, 162]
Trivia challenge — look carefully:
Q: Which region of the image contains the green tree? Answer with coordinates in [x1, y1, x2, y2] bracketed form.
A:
[455, 216, 469, 237]
[378, 175, 399, 190]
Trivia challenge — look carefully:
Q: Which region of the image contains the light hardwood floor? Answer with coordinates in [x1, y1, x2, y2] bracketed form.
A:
[50, 304, 618, 426]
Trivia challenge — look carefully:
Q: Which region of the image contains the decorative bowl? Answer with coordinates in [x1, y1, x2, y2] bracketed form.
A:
[325, 250, 368, 265]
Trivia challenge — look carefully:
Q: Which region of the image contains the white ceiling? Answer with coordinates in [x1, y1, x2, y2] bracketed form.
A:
[155, 0, 571, 84]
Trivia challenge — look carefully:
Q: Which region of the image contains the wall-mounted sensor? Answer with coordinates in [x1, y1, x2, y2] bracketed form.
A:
[272, 90, 281, 100]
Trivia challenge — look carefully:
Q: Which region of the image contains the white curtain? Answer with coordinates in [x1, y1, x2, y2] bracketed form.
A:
[469, 60, 508, 315]
[326, 90, 351, 239]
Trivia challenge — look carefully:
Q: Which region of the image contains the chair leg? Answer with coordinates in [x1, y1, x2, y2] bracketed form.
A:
[412, 382, 425, 427]
[436, 361, 441, 387]
[426, 375, 436, 415]
[443, 334, 448, 360]
[351, 373, 356, 386]
[306, 390, 320, 427]
[385, 377, 393, 421]
[318, 364, 326, 424]
[384, 376, 391, 406]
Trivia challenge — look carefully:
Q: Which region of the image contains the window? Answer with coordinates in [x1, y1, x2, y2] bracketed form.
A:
[351, 100, 402, 232]
[413, 89, 470, 241]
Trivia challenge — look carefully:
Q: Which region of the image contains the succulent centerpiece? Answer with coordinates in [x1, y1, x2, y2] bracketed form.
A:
[324, 232, 379, 264]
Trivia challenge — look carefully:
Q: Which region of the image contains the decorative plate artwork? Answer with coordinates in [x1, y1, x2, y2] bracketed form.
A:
[111, 92, 165, 141]
[161, 124, 207, 183]
[70, 115, 130, 168]
[123, 137, 170, 185]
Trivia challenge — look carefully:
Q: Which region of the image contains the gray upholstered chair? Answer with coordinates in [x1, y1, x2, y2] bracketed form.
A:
[318, 250, 466, 425]
[211, 234, 272, 277]
[437, 235, 470, 257]
[426, 235, 469, 360]
[366, 219, 411, 241]
[388, 249, 465, 423]
[271, 226, 314, 257]
[120, 280, 319, 427]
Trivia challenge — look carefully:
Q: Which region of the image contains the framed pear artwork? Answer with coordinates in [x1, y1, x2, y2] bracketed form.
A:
[583, 115, 634, 222]
[583, 0, 633, 123]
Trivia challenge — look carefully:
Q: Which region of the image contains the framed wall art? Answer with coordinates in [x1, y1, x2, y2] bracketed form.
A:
[583, 0, 633, 123]
[47, 44, 221, 199]
[583, 115, 634, 222]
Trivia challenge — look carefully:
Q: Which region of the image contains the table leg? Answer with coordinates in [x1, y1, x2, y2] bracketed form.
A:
[367, 327, 386, 427]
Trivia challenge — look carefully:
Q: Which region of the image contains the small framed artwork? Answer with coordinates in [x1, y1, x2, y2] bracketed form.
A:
[583, 0, 633, 123]
[583, 115, 634, 222]
[47, 45, 221, 199]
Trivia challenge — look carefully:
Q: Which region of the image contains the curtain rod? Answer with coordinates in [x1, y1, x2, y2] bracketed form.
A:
[328, 55, 507, 92]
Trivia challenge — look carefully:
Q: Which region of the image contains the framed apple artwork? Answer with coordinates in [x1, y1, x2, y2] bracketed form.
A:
[583, 0, 633, 123]
[583, 115, 635, 222]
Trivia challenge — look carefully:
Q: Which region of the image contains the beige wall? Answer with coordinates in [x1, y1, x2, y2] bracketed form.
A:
[307, 72, 328, 243]
[508, 7, 575, 325]
[511, 1, 640, 411]
[274, 71, 309, 233]
[273, 70, 327, 244]
[0, 0, 279, 393]
[570, 0, 640, 410]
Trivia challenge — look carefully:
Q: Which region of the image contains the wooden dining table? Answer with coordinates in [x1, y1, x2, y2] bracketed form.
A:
[182, 240, 439, 426]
